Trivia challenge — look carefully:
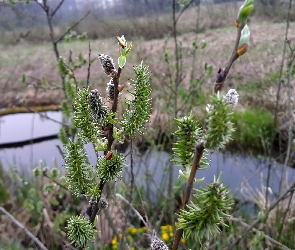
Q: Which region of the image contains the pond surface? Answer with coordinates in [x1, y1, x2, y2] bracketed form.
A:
[0, 111, 63, 171]
[0, 112, 295, 198]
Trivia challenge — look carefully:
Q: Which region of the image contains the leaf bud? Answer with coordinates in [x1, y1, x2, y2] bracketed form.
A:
[237, 25, 251, 56]
[236, 0, 254, 27]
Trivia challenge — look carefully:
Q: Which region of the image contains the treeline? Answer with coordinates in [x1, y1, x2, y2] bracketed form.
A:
[0, 0, 241, 30]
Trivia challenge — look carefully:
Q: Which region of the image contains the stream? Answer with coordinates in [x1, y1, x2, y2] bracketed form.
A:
[0, 111, 295, 198]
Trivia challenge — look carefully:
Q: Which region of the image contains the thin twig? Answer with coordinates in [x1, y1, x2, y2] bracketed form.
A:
[25, 106, 65, 126]
[56, 145, 65, 159]
[55, 11, 90, 44]
[0, 207, 48, 250]
[32, 0, 45, 11]
[214, 24, 244, 93]
[50, 0, 65, 17]
[115, 193, 149, 229]
[175, 0, 195, 24]
[278, 188, 294, 241]
[274, 0, 293, 131]
[119, 139, 135, 248]
[42, 171, 68, 191]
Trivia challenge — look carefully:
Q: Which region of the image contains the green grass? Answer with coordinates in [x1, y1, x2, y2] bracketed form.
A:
[229, 108, 276, 154]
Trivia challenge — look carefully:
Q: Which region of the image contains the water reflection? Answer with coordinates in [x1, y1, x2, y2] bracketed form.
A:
[124, 148, 295, 198]
[0, 112, 294, 196]
[0, 112, 63, 171]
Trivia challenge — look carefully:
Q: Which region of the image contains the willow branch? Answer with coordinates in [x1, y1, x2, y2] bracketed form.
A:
[107, 67, 122, 152]
[88, 67, 122, 224]
[214, 24, 244, 93]
[172, 141, 205, 250]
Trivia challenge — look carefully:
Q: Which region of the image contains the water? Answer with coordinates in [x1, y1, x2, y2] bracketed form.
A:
[0, 112, 295, 197]
[0, 111, 64, 171]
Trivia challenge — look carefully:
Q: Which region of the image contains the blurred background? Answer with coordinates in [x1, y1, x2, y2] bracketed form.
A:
[0, 0, 295, 249]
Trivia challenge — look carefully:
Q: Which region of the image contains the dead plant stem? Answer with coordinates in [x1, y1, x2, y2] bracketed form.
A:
[274, 0, 293, 132]
[0, 206, 48, 250]
[228, 179, 295, 249]
[230, 217, 291, 250]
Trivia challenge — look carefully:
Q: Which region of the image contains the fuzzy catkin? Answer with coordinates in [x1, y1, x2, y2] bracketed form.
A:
[98, 54, 116, 77]
[150, 238, 169, 250]
[88, 89, 108, 120]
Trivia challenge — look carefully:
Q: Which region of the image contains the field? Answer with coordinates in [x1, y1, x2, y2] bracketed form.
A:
[0, 2, 294, 114]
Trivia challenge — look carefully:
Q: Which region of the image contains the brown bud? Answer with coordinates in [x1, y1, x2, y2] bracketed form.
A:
[106, 151, 113, 160]
[116, 36, 126, 48]
[118, 85, 125, 92]
[237, 43, 248, 56]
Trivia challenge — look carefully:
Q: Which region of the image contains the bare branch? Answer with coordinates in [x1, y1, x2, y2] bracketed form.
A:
[55, 11, 90, 44]
[214, 24, 244, 93]
[50, 0, 65, 17]
[176, 0, 195, 24]
[32, 0, 46, 11]
[116, 193, 149, 229]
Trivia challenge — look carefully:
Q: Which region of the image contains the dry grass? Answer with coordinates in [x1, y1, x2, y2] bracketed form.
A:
[0, 2, 294, 114]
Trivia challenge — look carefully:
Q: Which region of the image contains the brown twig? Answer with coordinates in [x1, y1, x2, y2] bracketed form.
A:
[172, 141, 205, 250]
[88, 67, 123, 224]
[214, 24, 245, 93]
[0, 207, 48, 250]
[107, 67, 122, 152]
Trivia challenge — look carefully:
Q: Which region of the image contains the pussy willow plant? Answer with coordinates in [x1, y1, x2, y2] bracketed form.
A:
[166, 1, 254, 249]
[56, 36, 152, 248]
